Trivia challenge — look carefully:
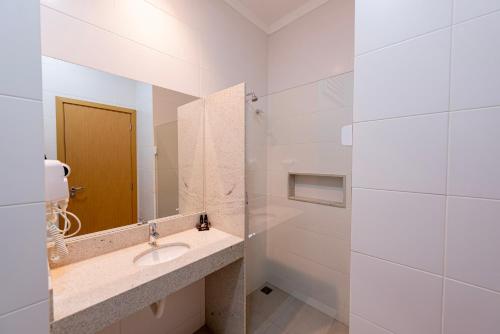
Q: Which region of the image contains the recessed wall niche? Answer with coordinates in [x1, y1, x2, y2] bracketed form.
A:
[288, 173, 346, 208]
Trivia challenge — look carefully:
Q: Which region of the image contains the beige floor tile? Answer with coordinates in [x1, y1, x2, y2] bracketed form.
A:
[247, 309, 272, 333]
[248, 284, 289, 318]
[279, 303, 334, 334]
[247, 283, 349, 334]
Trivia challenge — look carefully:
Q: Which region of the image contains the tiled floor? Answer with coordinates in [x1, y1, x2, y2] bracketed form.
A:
[246, 284, 349, 334]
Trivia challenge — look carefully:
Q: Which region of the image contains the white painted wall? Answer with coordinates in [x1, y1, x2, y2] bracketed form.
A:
[41, 57, 156, 221]
[0, 1, 49, 333]
[249, 0, 354, 325]
[351, 1, 500, 334]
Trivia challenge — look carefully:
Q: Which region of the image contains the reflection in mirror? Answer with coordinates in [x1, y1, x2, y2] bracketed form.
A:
[42, 56, 202, 237]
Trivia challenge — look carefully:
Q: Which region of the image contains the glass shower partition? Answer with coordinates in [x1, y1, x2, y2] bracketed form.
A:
[245, 72, 354, 333]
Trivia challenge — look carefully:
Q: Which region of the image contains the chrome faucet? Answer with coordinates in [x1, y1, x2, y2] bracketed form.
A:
[149, 222, 159, 247]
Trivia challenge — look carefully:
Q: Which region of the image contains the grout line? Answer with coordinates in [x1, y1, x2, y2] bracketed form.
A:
[40, 5, 200, 68]
[446, 194, 500, 202]
[452, 7, 500, 26]
[441, 277, 448, 334]
[273, 244, 350, 277]
[0, 299, 48, 319]
[441, 193, 449, 333]
[142, 0, 203, 34]
[0, 200, 45, 209]
[355, 6, 500, 59]
[350, 312, 396, 334]
[352, 251, 444, 279]
[353, 104, 500, 124]
[445, 277, 500, 296]
[355, 25, 452, 58]
[265, 71, 354, 97]
[352, 186, 446, 197]
[0, 93, 42, 103]
[352, 187, 500, 203]
[353, 251, 500, 300]
[441, 10, 454, 332]
[353, 110, 449, 124]
[449, 104, 500, 113]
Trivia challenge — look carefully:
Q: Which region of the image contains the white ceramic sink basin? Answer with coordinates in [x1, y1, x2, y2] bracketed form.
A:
[134, 243, 190, 266]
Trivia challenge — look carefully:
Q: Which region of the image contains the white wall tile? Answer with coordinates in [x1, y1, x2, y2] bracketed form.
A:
[350, 314, 394, 334]
[268, 0, 354, 93]
[113, 0, 201, 66]
[0, 204, 48, 316]
[267, 246, 350, 313]
[267, 82, 318, 121]
[353, 0, 500, 332]
[0, 96, 44, 206]
[450, 11, 500, 110]
[443, 279, 500, 334]
[40, 0, 115, 32]
[275, 224, 350, 274]
[354, 29, 451, 122]
[352, 113, 448, 194]
[40, 0, 269, 100]
[41, 6, 200, 98]
[448, 107, 500, 199]
[355, 0, 452, 55]
[0, 301, 49, 334]
[446, 197, 500, 292]
[0, 0, 42, 100]
[350, 253, 443, 334]
[352, 189, 445, 274]
[453, 0, 500, 23]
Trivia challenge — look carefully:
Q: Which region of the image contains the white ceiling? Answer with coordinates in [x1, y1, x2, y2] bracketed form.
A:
[224, 0, 329, 34]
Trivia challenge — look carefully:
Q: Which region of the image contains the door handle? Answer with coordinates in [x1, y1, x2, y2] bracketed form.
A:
[70, 186, 85, 198]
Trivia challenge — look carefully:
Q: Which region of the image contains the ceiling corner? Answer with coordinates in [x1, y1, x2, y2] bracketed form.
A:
[268, 0, 330, 34]
[224, 0, 330, 35]
[223, 0, 271, 34]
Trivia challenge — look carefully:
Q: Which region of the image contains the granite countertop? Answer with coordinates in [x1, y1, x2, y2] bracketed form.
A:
[50, 228, 244, 334]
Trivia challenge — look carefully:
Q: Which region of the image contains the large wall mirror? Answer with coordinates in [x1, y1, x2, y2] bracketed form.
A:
[42, 56, 204, 237]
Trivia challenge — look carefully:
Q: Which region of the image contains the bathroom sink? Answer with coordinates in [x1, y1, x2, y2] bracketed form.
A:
[134, 243, 190, 266]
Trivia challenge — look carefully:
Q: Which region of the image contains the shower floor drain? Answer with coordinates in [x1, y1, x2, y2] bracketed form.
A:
[260, 286, 273, 295]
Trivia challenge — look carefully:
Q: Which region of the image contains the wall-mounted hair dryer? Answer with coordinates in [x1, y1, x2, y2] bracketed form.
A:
[45, 160, 81, 262]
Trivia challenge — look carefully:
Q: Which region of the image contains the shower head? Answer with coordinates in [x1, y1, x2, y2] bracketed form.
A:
[246, 92, 258, 103]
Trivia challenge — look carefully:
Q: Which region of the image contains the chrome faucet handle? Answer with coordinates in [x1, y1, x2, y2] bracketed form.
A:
[149, 222, 159, 246]
[150, 222, 159, 235]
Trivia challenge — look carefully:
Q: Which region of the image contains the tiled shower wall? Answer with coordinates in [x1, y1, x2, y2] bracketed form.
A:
[351, 1, 500, 333]
[245, 0, 355, 325]
[265, 73, 353, 324]
[0, 0, 49, 332]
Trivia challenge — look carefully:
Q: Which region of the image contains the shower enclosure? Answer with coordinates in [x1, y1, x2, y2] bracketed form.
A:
[245, 72, 354, 333]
